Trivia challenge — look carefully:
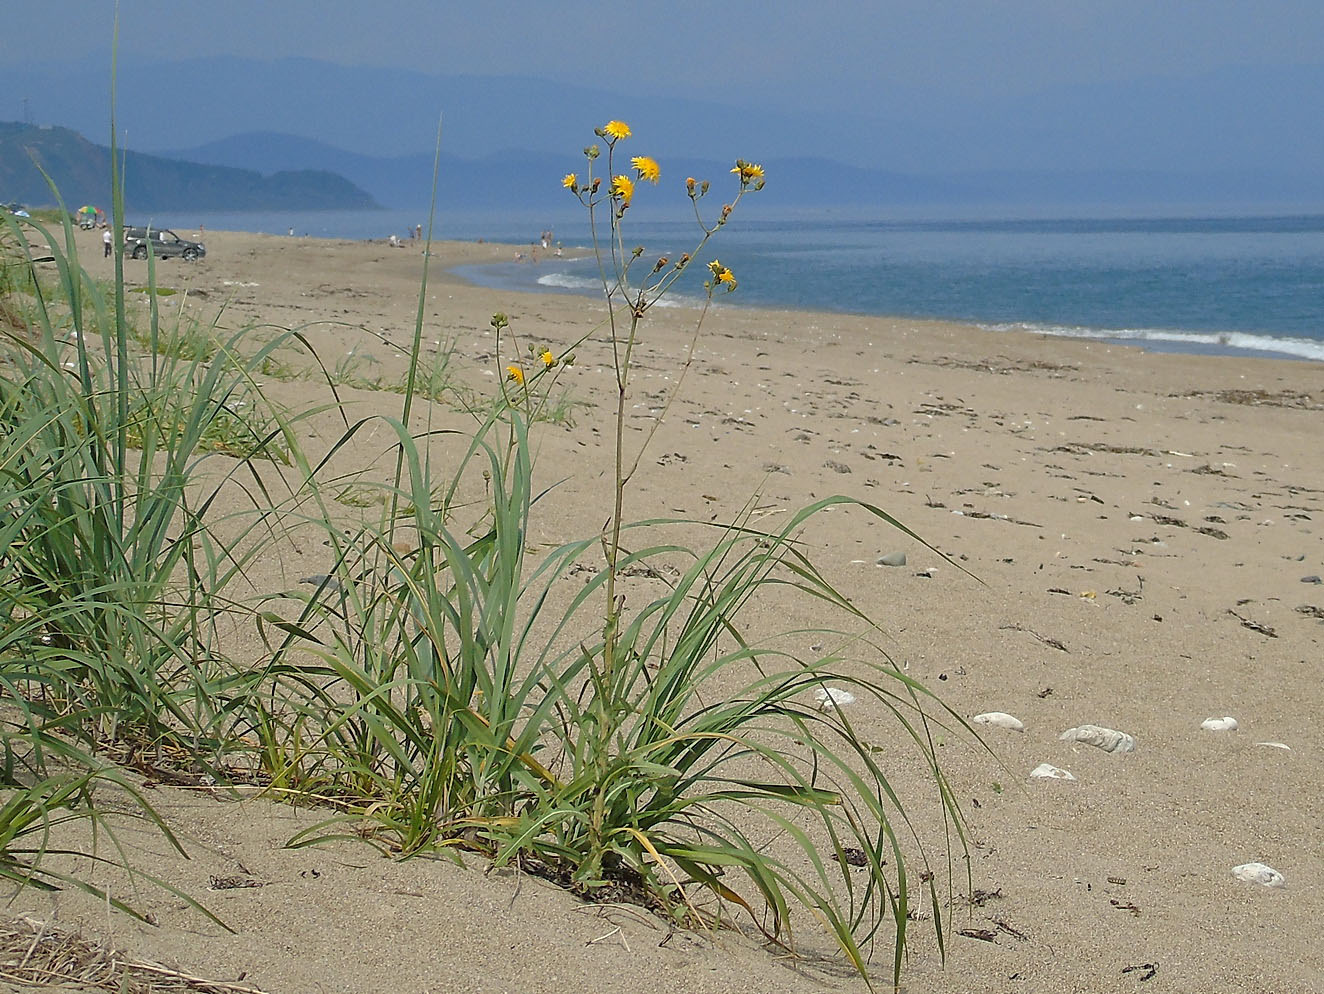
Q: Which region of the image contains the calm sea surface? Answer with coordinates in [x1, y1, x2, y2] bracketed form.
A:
[191, 206, 1324, 362]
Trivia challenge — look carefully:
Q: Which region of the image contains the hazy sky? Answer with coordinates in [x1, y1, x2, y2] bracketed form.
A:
[11, 0, 1324, 114]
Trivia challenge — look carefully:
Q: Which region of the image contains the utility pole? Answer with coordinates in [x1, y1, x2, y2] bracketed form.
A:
[22, 97, 32, 125]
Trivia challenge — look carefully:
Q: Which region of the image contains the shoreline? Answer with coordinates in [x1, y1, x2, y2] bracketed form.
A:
[16, 224, 1324, 993]
[98, 207, 1324, 364]
[452, 243, 1324, 366]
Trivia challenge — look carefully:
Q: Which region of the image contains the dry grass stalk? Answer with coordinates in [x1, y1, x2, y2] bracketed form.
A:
[0, 917, 269, 994]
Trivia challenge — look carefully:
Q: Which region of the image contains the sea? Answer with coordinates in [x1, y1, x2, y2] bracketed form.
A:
[189, 206, 1324, 363]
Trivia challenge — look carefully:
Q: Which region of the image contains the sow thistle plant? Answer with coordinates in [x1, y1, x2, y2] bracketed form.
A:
[262, 120, 968, 988]
[533, 123, 965, 981]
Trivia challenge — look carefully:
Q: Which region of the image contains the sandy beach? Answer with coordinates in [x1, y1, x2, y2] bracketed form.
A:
[7, 226, 1323, 994]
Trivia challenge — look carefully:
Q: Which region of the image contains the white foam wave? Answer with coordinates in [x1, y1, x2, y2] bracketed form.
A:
[981, 322, 1324, 362]
[535, 272, 599, 291]
[535, 271, 691, 308]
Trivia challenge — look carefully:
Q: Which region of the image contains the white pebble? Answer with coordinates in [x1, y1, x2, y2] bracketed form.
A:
[814, 687, 856, 710]
[973, 712, 1025, 732]
[1201, 716, 1238, 732]
[1030, 763, 1076, 781]
[1060, 724, 1136, 754]
[1232, 862, 1285, 887]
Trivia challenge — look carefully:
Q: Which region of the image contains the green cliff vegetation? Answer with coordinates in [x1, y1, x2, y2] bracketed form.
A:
[0, 122, 379, 211]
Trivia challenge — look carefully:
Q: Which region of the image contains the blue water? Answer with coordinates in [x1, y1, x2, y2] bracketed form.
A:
[192, 206, 1324, 362]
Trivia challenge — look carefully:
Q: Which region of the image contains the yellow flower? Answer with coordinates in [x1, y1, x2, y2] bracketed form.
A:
[539, 349, 556, 368]
[562, 173, 578, 190]
[731, 160, 765, 184]
[610, 174, 635, 205]
[708, 259, 736, 288]
[603, 120, 631, 140]
[505, 364, 524, 385]
[630, 156, 660, 184]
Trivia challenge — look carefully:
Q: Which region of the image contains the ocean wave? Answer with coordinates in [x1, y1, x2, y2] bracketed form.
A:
[535, 271, 689, 307]
[535, 271, 599, 292]
[981, 322, 1324, 362]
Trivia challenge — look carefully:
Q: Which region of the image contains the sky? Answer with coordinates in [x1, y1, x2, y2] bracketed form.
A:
[9, 0, 1324, 118]
[3, 0, 1323, 201]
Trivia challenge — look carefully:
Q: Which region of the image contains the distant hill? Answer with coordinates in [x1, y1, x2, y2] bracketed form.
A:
[3, 56, 1322, 210]
[160, 130, 1323, 212]
[0, 122, 379, 212]
[161, 132, 994, 209]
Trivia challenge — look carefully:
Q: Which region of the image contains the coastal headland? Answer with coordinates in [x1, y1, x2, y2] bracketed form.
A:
[13, 227, 1323, 994]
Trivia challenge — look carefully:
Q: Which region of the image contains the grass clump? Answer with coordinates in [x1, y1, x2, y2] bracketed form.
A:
[0, 121, 971, 988]
[241, 124, 968, 985]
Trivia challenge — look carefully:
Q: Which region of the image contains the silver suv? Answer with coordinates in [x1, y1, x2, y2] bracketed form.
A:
[124, 226, 206, 261]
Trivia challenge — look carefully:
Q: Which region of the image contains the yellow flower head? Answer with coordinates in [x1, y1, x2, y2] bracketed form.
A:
[630, 156, 660, 184]
[707, 259, 736, 289]
[539, 349, 556, 368]
[603, 120, 631, 141]
[505, 364, 524, 385]
[731, 160, 765, 185]
[610, 174, 635, 205]
[562, 173, 578, 190]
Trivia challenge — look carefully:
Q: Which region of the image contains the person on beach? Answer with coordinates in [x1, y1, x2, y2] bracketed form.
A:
[102, 228, 112, 258]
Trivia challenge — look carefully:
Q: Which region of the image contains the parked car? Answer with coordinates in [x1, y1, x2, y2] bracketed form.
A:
[125, 226, 206, 261]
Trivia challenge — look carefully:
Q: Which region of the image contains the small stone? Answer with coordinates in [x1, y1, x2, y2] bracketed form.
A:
[1030, 763, 1076, 781]
[1201, 716, 1238, 732]
[1255, 741, 1292, 751]
[1232, 862, 1285, 887]
[876, 552, 907, 567]
[973, 712, 1025, 732]
[814, 686, 856, 710]
[1060, 724, 1136, 754]
[1302, 575, 1322, 584]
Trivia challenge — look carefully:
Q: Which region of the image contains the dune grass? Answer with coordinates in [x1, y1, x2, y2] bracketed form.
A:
[0, 124, 971, 988]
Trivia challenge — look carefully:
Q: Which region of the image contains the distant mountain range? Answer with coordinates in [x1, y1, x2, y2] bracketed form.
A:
[159, 131, 1322, 212]
[0, 122, 378, 212]
[2, 55, 1321, 211]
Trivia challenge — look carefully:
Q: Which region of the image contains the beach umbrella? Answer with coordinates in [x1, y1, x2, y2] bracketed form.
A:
[78, 205, 97, 215]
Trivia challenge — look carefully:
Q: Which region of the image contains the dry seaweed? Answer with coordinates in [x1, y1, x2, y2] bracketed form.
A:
[1177, 388, 1323, 410]
[910, 355, 1078, 376]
